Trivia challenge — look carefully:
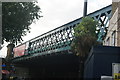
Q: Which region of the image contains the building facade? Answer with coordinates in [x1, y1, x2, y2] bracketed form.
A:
[103, 1, 120, 46]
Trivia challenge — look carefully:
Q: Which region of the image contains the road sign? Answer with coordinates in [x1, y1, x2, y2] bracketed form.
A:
[112, 63, 120, 80]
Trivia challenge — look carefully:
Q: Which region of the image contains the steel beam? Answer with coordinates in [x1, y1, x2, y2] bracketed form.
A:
[12, 5, 112, 62]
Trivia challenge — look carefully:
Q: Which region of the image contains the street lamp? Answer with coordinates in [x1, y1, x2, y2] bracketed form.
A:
[83, 0, 88, 17]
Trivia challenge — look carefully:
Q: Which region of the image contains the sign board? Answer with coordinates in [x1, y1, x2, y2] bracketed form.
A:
[112, 63, 120, 80]
[14, 44, 26, 57]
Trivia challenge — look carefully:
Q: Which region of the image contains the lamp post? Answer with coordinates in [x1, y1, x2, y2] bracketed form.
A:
[83, 0, 88, 17]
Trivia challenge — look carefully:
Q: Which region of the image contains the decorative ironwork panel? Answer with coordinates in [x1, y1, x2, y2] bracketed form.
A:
[12, 5, 112, 61]
[27, 5, 112, 55]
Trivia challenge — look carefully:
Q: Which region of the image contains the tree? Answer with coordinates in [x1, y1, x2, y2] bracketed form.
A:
[2, 2, 41, 44]
[71, 16, 99, 79]
[2, 2, 41, 58]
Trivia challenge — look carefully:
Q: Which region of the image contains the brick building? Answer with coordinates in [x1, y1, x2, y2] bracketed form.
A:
[103, 0, 120, 46]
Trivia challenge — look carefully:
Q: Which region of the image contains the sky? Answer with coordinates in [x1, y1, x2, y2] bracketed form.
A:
[0, 0, 112, 57]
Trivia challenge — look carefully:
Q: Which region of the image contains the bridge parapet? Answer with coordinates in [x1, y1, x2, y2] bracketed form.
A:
[27, 24, 75, 55]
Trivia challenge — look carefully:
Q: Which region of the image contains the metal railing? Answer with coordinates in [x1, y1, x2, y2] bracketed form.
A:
[13, 5, 112, 61]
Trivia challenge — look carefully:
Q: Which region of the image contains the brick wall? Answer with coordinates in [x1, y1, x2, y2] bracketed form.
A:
[103, 4, 120, 46]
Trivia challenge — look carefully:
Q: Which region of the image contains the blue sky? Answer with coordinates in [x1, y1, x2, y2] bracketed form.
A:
[0, 0, 112, 57]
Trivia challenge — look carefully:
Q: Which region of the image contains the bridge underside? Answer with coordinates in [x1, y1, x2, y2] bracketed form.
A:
[12, 51, 79, 79]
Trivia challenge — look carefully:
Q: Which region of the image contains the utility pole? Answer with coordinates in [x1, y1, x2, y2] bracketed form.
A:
[83, 0, 88, 17]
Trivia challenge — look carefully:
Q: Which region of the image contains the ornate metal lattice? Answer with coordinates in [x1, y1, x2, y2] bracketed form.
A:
[13, 5, 112, 61]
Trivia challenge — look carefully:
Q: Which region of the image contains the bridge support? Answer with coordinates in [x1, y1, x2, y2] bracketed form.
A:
[12, 53, 79, 79]
[14, 67, 29, 78]
[12, 64, 30, 79]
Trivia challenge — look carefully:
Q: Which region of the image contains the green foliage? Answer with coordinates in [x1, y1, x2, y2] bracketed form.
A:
[74, 17, 98, 38]
[71, 16, 99, 57]
[2, 2, 42, 44]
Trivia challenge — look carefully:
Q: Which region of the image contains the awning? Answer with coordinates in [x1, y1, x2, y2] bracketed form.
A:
[2, 70, 10, 74]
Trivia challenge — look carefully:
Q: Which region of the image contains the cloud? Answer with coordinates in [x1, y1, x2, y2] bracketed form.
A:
[23, 0, 111, 42]
[88, 0, 112, 13]
[1, 0, 112, 56]
[23, 0, 85, 42]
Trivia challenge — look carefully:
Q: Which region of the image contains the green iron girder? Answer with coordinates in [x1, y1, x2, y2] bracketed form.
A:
[12, 5, 112, 62]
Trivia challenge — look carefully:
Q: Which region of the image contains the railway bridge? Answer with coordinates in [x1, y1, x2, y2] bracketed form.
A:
[11, 5, 112, 79]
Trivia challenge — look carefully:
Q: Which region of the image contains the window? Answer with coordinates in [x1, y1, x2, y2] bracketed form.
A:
[106, 37, 110, 46]
[111, 31, 116, 46]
